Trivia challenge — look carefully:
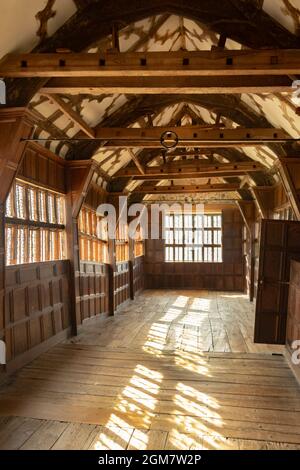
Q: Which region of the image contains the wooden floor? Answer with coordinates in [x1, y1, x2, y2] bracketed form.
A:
[0, 290, 300, 450]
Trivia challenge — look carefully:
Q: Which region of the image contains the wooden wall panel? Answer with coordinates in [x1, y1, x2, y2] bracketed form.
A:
[133, 256, 145, 295]
[252, 185, 295, 301]
[145, 207, 244, 291]
[84, 183, 107, 210]
[274, 182, 289, 211]
[0, 109, 35, 377]
[114, 262, 130, 311]
[287, 260, 300, 350]
[18, 143, 66, 193]
[253, 206, 261, 299]
[78, 261, 109, 324]
[2, 260, 70, 372]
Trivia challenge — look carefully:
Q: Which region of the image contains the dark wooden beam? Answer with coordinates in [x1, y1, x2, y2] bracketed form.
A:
[65, 160, 97, 334]
[42, 94, 95, 139]
[0, 108, 35, 204]
[111, 23, 120, 52]
[27, 126, 290, 150]
[92, 126, 289, 144]
[114, 160, 265, 180]
[6, 0, 300, 106]
[250, 185, 274, 219]
[236, 200, 256, 302]
[275, 158, 300, 221]
[117, 182, 240, 195]
[40, 75, 294, 95]
[2, 50, 300, 78]
[128, 149, 145, 175]
[0, 108, 35, 363]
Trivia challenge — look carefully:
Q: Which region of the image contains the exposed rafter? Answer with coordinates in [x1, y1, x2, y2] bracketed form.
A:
[114, 161, 265, 180]
[42, 94, 95, 139]
[69, 94, 287, 161]
[128, 149, 145, 175]
[113, 182, 240, 195]
[5, 0, 300, 106]
[109, 144, 274, 193]
[29, 107, 74, 150]
[275, 158, 300, 220]
[250, 185, 274, 219]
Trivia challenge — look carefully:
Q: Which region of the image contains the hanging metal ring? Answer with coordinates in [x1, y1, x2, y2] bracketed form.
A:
[160, 130, 179, 149]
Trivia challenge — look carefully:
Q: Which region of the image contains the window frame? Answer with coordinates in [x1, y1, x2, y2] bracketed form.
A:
[5, 180, 66, 266]
[78, 206, 108, 264]
[134, 223, 144, 258]
[115, 222, 129, 263]
[164, 213, 223, 263]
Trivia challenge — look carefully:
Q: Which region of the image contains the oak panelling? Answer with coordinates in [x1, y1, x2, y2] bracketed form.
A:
[133, 256, 145, 295]
[84, 184, 107, 211]
[253, 207, 261, 299]
[18, 143, 65, 194]
[0, 109, 35, 377]
[222, 209, 243, 264]
[145, 207, 244, 291]
[287, 261, 300, 352]
[78, 262, 109, 324]
[274, 182, 290, 212]
[2, 261, 70, 372]
[276, 159, 300, 221]
[65, 161, 97, 334]
[77, 184, 109, 322]
[254, 220, 300, 344]
[237, 201, 256, 301]
[253, 196, 297, 302]
[114, 262, 130, 311]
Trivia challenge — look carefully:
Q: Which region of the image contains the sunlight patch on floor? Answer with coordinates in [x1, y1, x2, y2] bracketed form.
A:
[70, 291, 288, 450]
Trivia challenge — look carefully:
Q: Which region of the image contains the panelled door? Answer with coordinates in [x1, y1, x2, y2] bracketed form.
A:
[254, 219, 300, 344]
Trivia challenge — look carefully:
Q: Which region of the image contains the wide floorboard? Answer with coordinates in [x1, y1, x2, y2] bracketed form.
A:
[0, 290, 299, 450]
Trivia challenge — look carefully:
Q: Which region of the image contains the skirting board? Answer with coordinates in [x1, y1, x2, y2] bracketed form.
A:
[5, 327, 72, 375]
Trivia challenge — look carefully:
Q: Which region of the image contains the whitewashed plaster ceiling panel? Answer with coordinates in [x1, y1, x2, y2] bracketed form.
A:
[93, 149, 132, 176]
[263, 0, 300, 34]
[80, 95, 129, 127]
[0, 0, 76, 59]
[242, 93, 300, 138]
[237, 145, 278, 168]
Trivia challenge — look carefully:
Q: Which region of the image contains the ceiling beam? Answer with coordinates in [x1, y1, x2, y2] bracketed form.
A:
[128, 149, 145, 175]
[2, 50, 300, 78]
[275, 158, 300, 220]
[114, 160, 265, 179]
[28, 126, 291, 149]
[250, 185, 274, 219]
[24, 127, 291, 147]
[6, 0, 300, 106]
[68, 94, 287, 160]
[120, 182, 240, 195]
[93, 126, 288, 141]
[40, 75, 294, 95]
[42, 94, 95, 139]
[159, 151, 214, 158]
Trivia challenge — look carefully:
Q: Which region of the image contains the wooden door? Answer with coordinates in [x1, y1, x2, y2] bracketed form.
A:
[254, 219, 300, 344]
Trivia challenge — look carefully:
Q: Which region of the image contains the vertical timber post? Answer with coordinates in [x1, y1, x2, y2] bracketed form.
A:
[0, 108, 34, 368]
